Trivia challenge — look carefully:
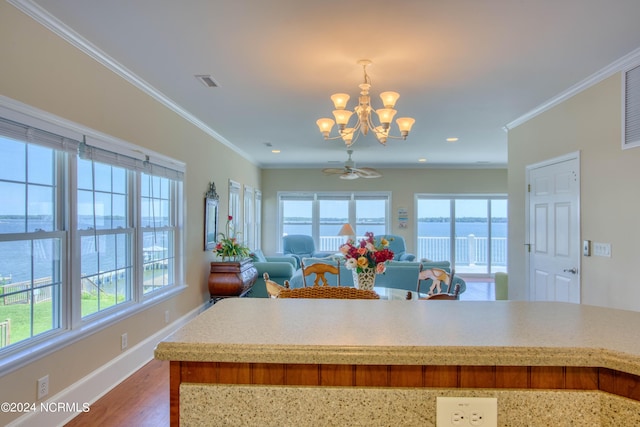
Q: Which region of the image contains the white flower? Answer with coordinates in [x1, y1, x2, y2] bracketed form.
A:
[345, 258, 358, 270]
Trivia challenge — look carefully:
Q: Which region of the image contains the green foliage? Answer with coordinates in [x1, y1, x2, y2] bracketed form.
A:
[0, 293, 125, 348]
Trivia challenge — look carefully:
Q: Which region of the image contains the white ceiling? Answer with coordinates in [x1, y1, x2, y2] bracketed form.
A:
[19, 0, 640, 169]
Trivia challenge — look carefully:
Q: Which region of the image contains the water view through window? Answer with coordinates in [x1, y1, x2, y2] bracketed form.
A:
[417, 196, 507, 274]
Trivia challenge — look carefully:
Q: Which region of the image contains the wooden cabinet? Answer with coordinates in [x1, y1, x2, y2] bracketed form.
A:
[208, 259, 257, 301]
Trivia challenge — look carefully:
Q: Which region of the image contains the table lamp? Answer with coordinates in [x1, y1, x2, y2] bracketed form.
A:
[338, 223, 355, 242]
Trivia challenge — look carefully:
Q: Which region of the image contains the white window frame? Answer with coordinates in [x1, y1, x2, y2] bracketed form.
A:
[243, 185, 254, 249]
[228, 180, 241, 238]
[277, 191, 391, 252]
[0, 97, 186, 376]
[414, 194, 507, 275]
[254, 190, 262, 250]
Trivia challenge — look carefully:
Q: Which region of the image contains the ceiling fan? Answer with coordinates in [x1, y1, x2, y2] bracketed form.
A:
[322, 149, 382, 180]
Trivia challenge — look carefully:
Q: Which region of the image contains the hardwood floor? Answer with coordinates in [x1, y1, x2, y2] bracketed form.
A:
[459, 277, 496, 301]
[62, 280, 494, 426]
[64, 359, 169, 427]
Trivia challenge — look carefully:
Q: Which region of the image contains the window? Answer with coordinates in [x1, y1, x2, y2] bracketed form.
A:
[243, 185, 254, 249]
[0, 136, 63, 347]
[254, 190, 262, 250]
[415, 195, 507, 275]
[0, 102, 184, 372]
[228, 180, 240, 236]
[140, 173, 178, 295]
[77, 159, 132, 317]
[279, 192, 390, 252]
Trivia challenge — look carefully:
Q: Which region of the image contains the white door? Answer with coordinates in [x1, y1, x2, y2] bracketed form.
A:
[527, 155, 580, 303]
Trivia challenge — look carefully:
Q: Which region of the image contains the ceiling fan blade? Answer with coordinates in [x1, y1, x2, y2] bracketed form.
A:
[322, 168, 347, 174]
[339, 172, 359, 180]
[354, 167, 382, 178]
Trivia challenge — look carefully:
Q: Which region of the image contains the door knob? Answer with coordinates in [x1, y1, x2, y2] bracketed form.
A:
[563, 268, 578, 274]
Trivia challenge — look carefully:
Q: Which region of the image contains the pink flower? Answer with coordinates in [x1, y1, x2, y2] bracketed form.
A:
[376, 262, 386, 274]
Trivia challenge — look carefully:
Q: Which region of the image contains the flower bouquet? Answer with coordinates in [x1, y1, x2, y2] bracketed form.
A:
[339, 232, 394, 289]
[214, 215, 250, 261]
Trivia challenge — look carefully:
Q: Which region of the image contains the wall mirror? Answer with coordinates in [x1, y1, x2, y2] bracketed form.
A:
[204, 182, 220, 250]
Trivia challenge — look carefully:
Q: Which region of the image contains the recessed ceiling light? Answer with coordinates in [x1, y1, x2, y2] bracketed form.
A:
[446, 137, 459, 142]
[418, 158, 427, 163]
[271, 150, 281, 154]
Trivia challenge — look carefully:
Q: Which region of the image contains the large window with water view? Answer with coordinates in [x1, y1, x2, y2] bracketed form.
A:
[279, 192, 390, 252]
[0, 136, 62, 348]
[0, 107, 184, 363]
[416, 195, 507, 275]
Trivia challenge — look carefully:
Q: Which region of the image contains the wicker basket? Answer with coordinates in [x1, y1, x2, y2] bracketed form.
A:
[277, 286, 380, 300]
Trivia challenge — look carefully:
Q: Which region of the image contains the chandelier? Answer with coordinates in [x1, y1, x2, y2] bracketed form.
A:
[316, 59, 415, 146]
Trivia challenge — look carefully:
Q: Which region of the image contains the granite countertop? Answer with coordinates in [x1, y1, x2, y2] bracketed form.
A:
[154, 299, 640, 375]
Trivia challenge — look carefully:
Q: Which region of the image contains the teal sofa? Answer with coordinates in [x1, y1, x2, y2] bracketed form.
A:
[286, 259, 465, 294]
[249, 250, 296, 298]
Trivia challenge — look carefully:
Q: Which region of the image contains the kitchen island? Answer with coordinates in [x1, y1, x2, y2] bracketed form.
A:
[155, 299, 640, 426]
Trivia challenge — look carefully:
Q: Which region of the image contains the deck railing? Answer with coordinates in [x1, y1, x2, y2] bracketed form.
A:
[317, 235, 507, 268]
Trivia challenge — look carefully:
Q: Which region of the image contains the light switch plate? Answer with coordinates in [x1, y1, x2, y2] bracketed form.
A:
[593, 242, 611, 257]
[583, 240, 591, 256]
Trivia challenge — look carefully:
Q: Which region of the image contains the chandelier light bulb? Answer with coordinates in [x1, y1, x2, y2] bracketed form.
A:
[379, 91, 400, 108]
[396, 117, 416, 138]
[332, 110, 354, 129]
[316, 118, 335, 139]
[376, 108, 397, 127]
[341, 128, 355, 146]
[331, 93, 350, 110]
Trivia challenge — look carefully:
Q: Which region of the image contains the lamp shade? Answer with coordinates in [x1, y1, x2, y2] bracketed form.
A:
[338, 223, 355, 236]
[396, 117, 416, 132]
[330, 93, 350, 110]
[316, 118, 335, 138]
[379, 91, 400, 108]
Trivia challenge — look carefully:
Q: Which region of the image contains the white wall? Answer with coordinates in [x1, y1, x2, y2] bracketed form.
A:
[0, 3, 260, 424]
[261, 168, 507, 256]
[507, 72, 640, 310]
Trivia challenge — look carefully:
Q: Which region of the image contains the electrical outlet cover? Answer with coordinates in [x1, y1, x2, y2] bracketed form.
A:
[436, 396, 497, 427]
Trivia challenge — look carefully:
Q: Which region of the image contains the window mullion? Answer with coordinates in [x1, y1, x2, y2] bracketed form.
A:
[68, 152, 82, 329]
[133, 171, 142, 303]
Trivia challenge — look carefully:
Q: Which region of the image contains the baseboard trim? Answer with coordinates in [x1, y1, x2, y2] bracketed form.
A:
[7, 302, 207, 427]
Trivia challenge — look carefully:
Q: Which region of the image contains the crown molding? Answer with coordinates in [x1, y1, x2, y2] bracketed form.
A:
[8, 0, 257, 166]
[504, 47, 640, 132]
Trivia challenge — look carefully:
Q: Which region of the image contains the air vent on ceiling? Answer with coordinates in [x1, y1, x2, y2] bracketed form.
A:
[195, 74, 219, 88]
[623, 64, 640, 149]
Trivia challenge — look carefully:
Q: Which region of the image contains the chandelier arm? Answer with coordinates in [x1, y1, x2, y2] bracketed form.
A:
[384, 134, 407, 140]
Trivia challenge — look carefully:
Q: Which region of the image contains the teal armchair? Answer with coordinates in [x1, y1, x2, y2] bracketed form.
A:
[249, 250, 296, 298]
[377, 234, 416, 261]
[282, 235, 333, 269]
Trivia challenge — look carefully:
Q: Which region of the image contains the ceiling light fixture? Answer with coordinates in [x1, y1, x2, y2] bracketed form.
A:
[316, 59, 415, 146]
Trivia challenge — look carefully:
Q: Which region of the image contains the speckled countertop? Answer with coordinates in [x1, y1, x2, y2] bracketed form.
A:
[154, 299, 640, 375]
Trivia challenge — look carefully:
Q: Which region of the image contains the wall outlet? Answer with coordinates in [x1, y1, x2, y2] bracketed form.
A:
[165, 310, 170, 324]
[37, 375, 49, 400]
[436, 397, 497, 427]
[121, 332, 128, 350]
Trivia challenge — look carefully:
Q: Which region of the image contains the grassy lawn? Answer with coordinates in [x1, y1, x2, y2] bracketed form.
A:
[0, 293, 125, 348]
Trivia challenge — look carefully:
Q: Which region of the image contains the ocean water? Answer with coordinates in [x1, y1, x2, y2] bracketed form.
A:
[0, 218, 162, 284]
[284, 221, 507, 238]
